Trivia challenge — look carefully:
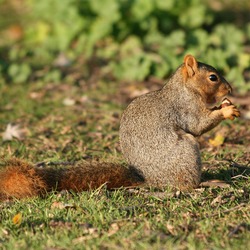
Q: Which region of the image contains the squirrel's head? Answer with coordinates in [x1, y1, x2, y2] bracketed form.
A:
[182, 55, 232, 107]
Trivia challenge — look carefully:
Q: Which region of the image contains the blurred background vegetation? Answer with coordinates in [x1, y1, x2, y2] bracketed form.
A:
[0, 0, 250, 93]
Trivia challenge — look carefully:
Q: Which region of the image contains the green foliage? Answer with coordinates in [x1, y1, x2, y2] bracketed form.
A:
[0, 0, 249, 92]
[8, 63, 31, 83]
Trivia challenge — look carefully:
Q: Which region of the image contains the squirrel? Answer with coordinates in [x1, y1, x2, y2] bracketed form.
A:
[0, 55, 240, 200]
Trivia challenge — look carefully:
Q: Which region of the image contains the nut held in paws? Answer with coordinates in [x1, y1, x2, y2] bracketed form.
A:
[221, 98, 232, 108]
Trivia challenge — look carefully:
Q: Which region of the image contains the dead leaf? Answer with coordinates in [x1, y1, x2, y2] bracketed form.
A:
[211, 195, 223, 206]
[122, 85, 149, 99]
[51, 201, 76, 210]
[49, 220, 73, 229]
[53, 53, 71, 67]
[72, 227, 99, 244]
[2, 124, 25, 141]
[1, 228, 9, 235]
[29, 91, 44, 100]
[12, 213, 22, 225]
[200, 180, 230, 188]
[80, 95, 90, 104]
[107, 223, 120, 237]
[63, 98, 76, 106]
[51, 202, 65, 209]
[244, 110, 250, 120]
[6, 24, 23, 41]
[166, 223, 177, 236]
[209, 134, 225, 147]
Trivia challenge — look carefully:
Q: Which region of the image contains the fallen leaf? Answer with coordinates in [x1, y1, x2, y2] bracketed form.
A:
[12, 213, 22, 225]
[53, 53, 71, 67]
[1, 228, 9, 235]
[6, 24, 23, 41]
[107, 223, 120, 237]
[244, 110, 250, 120]
[63, 98, 75, 106]
[29, 91, 44, 100]
[209, 134, 225, 147]
[51, 201, 76, 210]
[200, 180, 230, 188]
[49, 220, 72, 228]
[211, 195, 223, 206]
[73, 228, 99, 244]
[122, 85, 149, 99]
[2, 124, 25, 141]
[166, 223, 177, 236]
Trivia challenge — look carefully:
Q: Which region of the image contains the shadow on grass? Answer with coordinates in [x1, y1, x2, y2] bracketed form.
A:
[202, 163, 250, 183]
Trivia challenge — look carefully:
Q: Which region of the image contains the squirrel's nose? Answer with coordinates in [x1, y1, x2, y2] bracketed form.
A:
[224, 80, 232, 94]
[227, 83, 233, 94]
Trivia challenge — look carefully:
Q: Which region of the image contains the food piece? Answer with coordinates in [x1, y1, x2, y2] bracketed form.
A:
[221, 98, 232, 108]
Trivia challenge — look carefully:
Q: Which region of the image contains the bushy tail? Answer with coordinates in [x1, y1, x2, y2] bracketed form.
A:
[0, 158, 144, 200]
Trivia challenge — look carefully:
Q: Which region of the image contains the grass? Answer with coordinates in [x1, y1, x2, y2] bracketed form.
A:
[0, 76, 250, 250]
[1, 187, 250, 249]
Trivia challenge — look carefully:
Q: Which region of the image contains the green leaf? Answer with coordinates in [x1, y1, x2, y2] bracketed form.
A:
[210, 24, 244, 54]
[155, 0, 174, 10]
[131, 0, 154, 20]
[179, 4, 206, 28]
[8, 63, 31, 83]
[90, 0, 119, 20]
[113, 53, 152, 81]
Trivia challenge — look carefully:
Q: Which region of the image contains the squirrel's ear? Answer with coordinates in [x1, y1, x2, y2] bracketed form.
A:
[182, 55, 198, 80]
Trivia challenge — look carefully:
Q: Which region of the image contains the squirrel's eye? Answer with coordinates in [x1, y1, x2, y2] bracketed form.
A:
[209, 74, 218, 82]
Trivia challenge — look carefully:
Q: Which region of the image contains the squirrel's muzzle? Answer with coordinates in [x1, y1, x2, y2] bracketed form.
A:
[222, 77, 232, 95]
[227, 83, 232, 94]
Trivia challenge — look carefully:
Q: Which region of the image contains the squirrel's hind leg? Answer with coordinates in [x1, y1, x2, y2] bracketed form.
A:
[140, 135, 202, 191]
[169, 135, 202, 191]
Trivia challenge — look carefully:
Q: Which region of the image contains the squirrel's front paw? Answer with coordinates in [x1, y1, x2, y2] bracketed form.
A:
[221, 105, 240, 120]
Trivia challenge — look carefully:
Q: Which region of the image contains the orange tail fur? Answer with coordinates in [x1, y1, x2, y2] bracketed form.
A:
[0, 158, 144, 200]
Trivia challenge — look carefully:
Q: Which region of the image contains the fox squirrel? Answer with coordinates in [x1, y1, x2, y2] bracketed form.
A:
[0, 55, 240, 200]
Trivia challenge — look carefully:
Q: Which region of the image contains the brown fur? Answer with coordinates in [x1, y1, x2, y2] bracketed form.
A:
[0, 159, 144, 200]
[59, 163, 144, 191]
[0, 159, 47, 199]
[119, 54, 240, 189]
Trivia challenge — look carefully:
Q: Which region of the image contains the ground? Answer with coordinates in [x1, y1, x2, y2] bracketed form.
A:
[0, 76, 249, 249]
